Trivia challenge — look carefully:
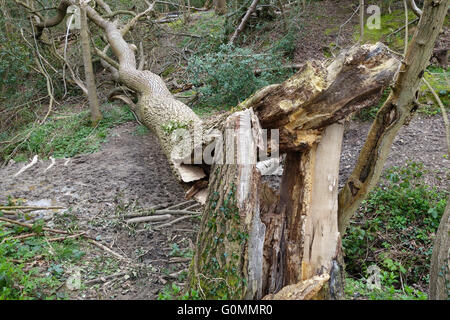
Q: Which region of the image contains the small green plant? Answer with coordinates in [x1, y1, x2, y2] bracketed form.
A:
[0, 220, 86, 299]
[345, 277, 427, 300]
[158, 283, 201, 300]
[343, 161, 448, 292]
[134, 125, 149, 136]
[169, 243, 193, 258]
[162, 120, 189, 134]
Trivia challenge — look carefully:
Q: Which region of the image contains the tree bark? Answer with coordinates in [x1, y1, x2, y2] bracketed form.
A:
[338, 0, 449, 235]
[429, 199, 450, 300]
[214, 0, 227, 15]
[80, 0, 102, 125]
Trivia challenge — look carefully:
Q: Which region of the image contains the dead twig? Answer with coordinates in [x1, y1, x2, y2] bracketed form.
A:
[126, 214, 172, 224]
[85, 271, 128, 285]
[1, 233, 37, 244]
[0, 217, 69, 235]
[154, 215, 199, 230]
[48, 232, 86, 242]
[88, 239, 128, 261]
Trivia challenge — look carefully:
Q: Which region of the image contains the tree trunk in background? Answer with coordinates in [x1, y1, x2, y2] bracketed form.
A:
[338, 0, 449, 235]
[214, 0, 226, 15]
[229, 0, 259, 45]
[429, 199, 450, 300]
[359, 0, 364, 41]
[80, 1, 102, 125]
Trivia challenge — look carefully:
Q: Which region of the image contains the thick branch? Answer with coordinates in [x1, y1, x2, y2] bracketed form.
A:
[241, 43, 400, 152]
[229, 0, 259, 46]
[407, 0, 423, 17]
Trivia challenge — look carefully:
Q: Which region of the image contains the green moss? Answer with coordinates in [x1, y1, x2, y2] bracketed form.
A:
[192, 183, 249, 299]
[161, 64, 176, 78]
[161, 120, 190, 134]
[356, 9, 417, 52]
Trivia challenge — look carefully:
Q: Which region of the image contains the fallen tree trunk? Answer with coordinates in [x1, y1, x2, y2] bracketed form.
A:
[34, 0, 207, 184]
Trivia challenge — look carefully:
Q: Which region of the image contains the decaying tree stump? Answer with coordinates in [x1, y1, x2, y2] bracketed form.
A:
[188, 43, 400, 299]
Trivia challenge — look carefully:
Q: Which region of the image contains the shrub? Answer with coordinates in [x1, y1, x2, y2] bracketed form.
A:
[187, 44, 291, 108]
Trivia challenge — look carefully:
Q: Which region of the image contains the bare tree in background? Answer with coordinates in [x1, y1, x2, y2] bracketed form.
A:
[80, 0, 102, 125]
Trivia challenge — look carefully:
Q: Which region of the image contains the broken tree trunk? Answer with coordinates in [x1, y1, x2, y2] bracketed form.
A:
[188, 43, 400, 300]
[338, 0, 449, 235]
[33, 0, 206, 184]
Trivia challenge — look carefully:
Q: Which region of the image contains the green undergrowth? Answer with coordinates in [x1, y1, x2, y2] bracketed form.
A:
[343, 161, 448, 297]
[0, 201, 129, 300]
[345, 277, 427, 300]
[0, 104, 134, 163]
[418, 67, 450, 116]
[0, 218, 86, 300]
[187, 44, 292, 111]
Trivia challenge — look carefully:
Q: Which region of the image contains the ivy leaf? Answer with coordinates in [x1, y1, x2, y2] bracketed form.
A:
[428, 207, 438, 219]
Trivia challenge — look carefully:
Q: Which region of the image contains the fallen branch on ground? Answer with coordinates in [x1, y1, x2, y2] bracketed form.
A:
[85, 271, 128, 285]
[154, 215, 199, 230]
[48, 232, 86, 242]
[14, 155, 38, 177]
[88, 239, 128, 261]
[126, 214, 172, 224]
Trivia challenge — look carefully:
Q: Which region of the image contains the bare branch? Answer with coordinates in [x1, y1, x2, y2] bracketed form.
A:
[407, 0, 423, 17]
